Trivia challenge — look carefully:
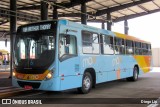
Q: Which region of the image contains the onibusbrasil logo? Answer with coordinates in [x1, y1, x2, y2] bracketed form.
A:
[1, 99, 42, 104]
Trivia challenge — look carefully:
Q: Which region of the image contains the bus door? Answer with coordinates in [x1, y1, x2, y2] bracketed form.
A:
[58, 25, 81, 90]
[99, 35, 116, 82]
[125, 40, 135, 77]
[114, 38, 126, 79]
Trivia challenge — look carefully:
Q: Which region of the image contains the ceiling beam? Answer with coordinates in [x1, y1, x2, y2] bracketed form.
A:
[69, 8, 160, 22]
[0, 8, 39, 22]
[0, 20, 9, 25]
[59, 0, 92, 8]
[17, 0, 92, 10]
[53, 0, 152, 18]
[96, 0, 152, 16]
[53, 13, 81, 17]
[17, 5, 40, 10]
[113, 8, 160, 22]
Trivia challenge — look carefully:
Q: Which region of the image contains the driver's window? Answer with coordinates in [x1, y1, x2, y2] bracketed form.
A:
[59, 34, 77, 58]
[30, 40, 36, 59]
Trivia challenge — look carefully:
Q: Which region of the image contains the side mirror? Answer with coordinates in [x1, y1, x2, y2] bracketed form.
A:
[66, 35, 70, 44]
[60, 33, 70, 44]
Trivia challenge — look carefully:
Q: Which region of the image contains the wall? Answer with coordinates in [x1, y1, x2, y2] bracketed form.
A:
[152, 48, 160, 67]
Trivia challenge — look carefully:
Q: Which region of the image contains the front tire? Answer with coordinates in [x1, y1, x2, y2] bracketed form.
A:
[127, 67, 138, 81]
[77, 72, 92, 94]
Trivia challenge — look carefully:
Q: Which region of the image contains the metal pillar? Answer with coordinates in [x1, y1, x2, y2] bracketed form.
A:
[81, 0, 87, 25]
[41, 1, 48, 20]
[10, 0, 17, 78]
[107, 12, 111, 30]
[124, 19, 129, 35]
[102, 22, 105, 29]
[53, 6, 58, 20]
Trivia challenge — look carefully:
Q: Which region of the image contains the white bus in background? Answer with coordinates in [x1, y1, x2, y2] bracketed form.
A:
[0, 49, 10, 71]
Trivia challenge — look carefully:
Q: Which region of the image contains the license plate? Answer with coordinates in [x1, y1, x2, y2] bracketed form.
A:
[24, 85, 33, 90]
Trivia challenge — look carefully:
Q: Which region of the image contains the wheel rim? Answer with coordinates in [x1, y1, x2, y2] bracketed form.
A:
[134, 68, 138, 80]
[83, 76, 91, 90]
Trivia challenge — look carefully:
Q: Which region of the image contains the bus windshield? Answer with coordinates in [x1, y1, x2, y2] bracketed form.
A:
[14, 32, 55, 69]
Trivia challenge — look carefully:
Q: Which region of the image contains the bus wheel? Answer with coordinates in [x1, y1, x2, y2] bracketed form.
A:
[127, 67, 139, 81]
[77, 72, 92, 94]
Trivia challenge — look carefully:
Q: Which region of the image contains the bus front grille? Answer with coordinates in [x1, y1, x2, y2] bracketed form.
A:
[17, 81, 41, 89]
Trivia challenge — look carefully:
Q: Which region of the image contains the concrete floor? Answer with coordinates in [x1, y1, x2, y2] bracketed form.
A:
[0, 71, 10, 78]
[0, 72, 11, 87]
[0, 68, 160, 107]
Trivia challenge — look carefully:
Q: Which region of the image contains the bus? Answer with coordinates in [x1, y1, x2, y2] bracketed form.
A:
[13, 20, 152, 94]
[0, 49, 10, 70]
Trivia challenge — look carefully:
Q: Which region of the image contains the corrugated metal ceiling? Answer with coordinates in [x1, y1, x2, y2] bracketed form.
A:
[0, 0, 160, 40]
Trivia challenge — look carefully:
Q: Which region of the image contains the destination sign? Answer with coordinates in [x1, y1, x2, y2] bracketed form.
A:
[22, 24, 51, 32]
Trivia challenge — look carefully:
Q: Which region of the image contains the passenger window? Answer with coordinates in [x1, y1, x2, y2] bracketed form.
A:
[148, 44, 152, 55]
[120, 39, 125, 54]
[102, 35, 114, 54]
[114, 37, 125, 54]
[82, 31, 99, 54]
[135, 42, 142, 55]
[126, 40, 134, 54]
[146, 44, 152, 55]
[142, 43, 148, 55]
[114, 37, 120, 54]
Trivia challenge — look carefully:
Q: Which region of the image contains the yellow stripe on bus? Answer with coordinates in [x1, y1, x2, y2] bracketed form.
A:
[15, 70, 50, 80]
[133, 56, 151, 73]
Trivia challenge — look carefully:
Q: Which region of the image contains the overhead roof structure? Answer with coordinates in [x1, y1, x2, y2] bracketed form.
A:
[0, 0, 160, 40]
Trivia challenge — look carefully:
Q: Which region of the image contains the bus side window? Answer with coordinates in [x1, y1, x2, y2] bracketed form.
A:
[82, 31, 99, 54]
[132, 41, 135, 54]
[92, 33, 99, 54]
[142, 43, 148, 55]
[135, 42, 141, 55]
[120, 39, 125, 54]
[126, 40, 134, 55]
[114, 37, 121, 54]
[59, 34, 77, 59]
[102, 35, 114, 54]
[139, 42, 143, 55]
[147, 44, 151, 55]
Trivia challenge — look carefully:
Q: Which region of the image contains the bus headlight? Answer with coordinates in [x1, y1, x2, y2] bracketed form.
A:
[46, 71, 53, 80]
[13, 71, 16, 77]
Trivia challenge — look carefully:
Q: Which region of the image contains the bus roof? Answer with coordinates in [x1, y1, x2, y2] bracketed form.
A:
[63, 20, 151, 44]
[114, 32, 150, 44]
[17, 19, 150, 44]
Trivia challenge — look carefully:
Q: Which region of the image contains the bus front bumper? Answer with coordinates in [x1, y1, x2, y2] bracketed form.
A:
[12, 77, 61, 91]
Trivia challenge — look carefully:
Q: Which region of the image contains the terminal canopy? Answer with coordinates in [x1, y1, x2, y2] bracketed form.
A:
[0, 49, 9, 55]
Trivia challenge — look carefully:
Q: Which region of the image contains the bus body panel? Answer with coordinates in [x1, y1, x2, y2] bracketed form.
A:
[60, 75, 83, 90]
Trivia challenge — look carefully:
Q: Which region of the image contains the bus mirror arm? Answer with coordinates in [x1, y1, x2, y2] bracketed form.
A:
[66, 35, 70, 44]
[66, 29, 69, 33]
[60, 33, 70, 44]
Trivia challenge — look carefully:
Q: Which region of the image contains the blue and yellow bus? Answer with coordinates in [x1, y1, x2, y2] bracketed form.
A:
[13, 20, 152, 94]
